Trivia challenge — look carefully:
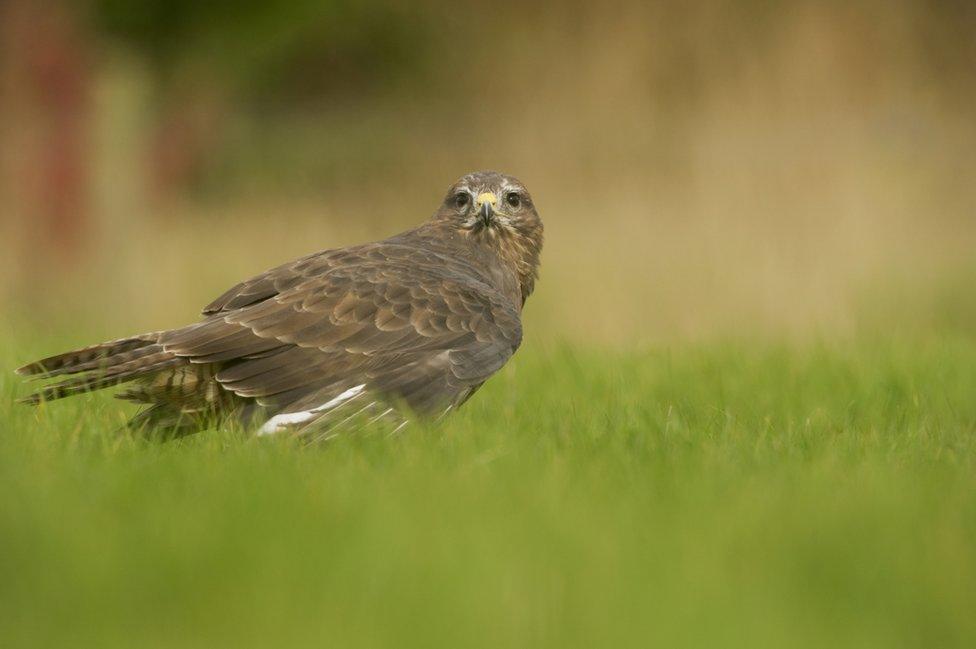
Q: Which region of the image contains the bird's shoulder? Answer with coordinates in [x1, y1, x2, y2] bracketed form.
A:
[202, 227, 500, 314]
[202, 228, 520, 342]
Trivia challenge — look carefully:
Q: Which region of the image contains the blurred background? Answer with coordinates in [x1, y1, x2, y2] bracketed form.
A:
[2, 0, 975, 346]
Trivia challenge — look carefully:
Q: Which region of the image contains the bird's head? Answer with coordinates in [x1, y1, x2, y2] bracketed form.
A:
[437, 170, 542, 238]
[434, 170, 544, 301]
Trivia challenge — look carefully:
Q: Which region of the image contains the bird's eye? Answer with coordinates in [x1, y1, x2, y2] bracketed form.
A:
[505, 192, 521, 208]
[455, 193, 470, 209]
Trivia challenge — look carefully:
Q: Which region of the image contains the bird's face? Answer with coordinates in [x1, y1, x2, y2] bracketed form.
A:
[434, 170, 544, 302]
[439, 171, 542, 239]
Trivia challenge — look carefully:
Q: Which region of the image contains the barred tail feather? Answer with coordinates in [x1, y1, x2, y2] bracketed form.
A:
[16, 333, 162, 378]
[19, 352, 183, 405]
[16, 333, 184, 405]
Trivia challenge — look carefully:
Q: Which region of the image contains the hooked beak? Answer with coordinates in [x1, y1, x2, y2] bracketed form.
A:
[476, 192, 496, 226]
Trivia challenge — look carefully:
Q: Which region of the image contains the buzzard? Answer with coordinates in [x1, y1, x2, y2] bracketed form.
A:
[17, 171, 543, 438]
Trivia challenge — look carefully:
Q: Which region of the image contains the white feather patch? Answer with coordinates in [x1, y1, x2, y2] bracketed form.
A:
[258, 384, 365, 435]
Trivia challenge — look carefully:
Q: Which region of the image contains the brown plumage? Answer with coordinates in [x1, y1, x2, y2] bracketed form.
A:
[17, 171, 543, 438]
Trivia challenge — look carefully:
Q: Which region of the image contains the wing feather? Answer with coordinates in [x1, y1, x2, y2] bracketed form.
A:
[164, 238, 523, 429]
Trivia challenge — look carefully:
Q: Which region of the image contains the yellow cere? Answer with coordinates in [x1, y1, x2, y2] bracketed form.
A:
[475, 192, 497, 207]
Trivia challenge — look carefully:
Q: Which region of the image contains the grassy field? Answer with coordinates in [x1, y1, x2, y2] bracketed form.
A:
[2, 329, 975, 648]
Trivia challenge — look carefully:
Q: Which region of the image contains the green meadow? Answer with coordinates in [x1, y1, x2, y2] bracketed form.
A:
[2, 325, 975, 648]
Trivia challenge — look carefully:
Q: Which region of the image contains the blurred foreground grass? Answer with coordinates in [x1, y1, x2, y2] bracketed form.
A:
[2, 327, 975, 648]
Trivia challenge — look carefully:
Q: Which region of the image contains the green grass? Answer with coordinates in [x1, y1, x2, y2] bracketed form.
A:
[1, 334, 975, 648]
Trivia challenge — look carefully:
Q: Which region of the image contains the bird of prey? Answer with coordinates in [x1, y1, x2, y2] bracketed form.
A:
[17, 171, 543, 439]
